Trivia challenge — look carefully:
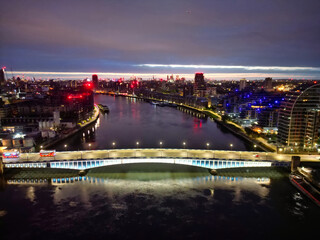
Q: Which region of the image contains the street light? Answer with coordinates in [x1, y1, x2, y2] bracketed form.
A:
[112, 142, 116, 149]
[206, 142, 210, 149]
[254, 144, 257, 151]
[88, 143, 91, 150]
[183, 142, 186, 149]
[64, 144, 68, 151]
[136, 141, 140, 148]
[230, 144, 233, 151]
[159, 141, 163, 148]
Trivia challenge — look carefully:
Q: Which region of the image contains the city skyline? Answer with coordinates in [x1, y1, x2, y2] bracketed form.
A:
[1, 0, 320, 79]
[5, 70, 320, 81]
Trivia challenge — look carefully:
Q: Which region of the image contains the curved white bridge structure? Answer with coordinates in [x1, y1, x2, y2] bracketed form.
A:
[5, 158, 276, 170]
[2, 148, 298, 171]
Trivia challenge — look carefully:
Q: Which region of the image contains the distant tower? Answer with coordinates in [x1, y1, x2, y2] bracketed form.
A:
[0, 68, 6, 86]
[239, 78, 247, 91]
[194, 72, 206, 97]
[264, 77, 273, 91]
[92, 74, 98, 89]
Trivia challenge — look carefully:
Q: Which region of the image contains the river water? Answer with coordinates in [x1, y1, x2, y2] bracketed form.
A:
[1, 95, 319, 239]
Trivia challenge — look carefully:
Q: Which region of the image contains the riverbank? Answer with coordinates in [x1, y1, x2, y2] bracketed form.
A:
[40, 105, 100, 150]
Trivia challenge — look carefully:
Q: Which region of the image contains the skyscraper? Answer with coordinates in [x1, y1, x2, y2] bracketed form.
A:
[277, 84, 320, 152]
[194, 72, 206, 97]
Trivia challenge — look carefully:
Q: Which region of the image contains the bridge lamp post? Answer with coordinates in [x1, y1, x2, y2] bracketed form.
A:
[159, 141, 163, 157]
[254, 144, 257, 151]
[88, 143, 91, 150]
[135, 141, 139, 157]
[230, 144, 233, 151]
[206, 142, 210, 150]
[183, 142, 186, 149]
[112, 142, 116, 149]
[64, 144, 68, 151]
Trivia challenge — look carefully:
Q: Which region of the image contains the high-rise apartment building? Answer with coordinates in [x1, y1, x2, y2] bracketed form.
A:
[277, 84, 320, 152]
[92, 74, 98, 89]
[194, 72, 206, 97]
[263, 77, 273, 91]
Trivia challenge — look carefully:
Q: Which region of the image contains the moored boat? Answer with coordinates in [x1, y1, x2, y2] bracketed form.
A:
[98, 104, 109, 113]
[289, 172, 320, 207]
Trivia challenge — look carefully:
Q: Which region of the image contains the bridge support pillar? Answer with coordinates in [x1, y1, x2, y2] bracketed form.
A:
[209, 169, 218, 175]
[291, 156, 300, 172]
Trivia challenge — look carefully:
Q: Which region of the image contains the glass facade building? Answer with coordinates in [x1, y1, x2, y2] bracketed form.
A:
[277, 84, 320, 152]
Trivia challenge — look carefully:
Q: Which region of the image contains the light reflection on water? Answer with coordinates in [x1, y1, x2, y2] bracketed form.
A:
[1, 172, 320, 240]
[48, 175, 271, 205]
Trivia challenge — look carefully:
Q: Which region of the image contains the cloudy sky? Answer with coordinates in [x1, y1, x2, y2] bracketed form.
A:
[0, 0, 320, 79]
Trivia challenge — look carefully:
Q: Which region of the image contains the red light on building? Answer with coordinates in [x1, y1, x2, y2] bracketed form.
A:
[68, 94, 85, 100]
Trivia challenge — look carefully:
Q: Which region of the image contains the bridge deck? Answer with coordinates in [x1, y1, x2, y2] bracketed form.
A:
[5, 148, 320, 163]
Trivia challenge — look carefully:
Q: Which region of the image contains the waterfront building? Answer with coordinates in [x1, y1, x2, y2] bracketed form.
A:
[183, 83, 194, 97]
[277, 84, 320, 152]
[194, 73, 206, 97]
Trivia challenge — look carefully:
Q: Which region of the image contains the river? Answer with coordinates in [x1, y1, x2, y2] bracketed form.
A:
[54, 95, 255, 151]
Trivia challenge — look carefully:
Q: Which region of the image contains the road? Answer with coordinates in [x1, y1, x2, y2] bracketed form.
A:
[8, 149, 320, 163]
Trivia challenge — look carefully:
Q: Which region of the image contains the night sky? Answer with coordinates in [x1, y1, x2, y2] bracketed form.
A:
[0, 0, 320, 79]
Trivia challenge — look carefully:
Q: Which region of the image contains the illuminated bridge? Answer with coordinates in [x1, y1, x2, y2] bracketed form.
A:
[4, 157, 276, 170]
[3, 148, 310, 171]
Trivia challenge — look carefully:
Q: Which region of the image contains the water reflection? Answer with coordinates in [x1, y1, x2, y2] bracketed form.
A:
[6, 174, 271, 205]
